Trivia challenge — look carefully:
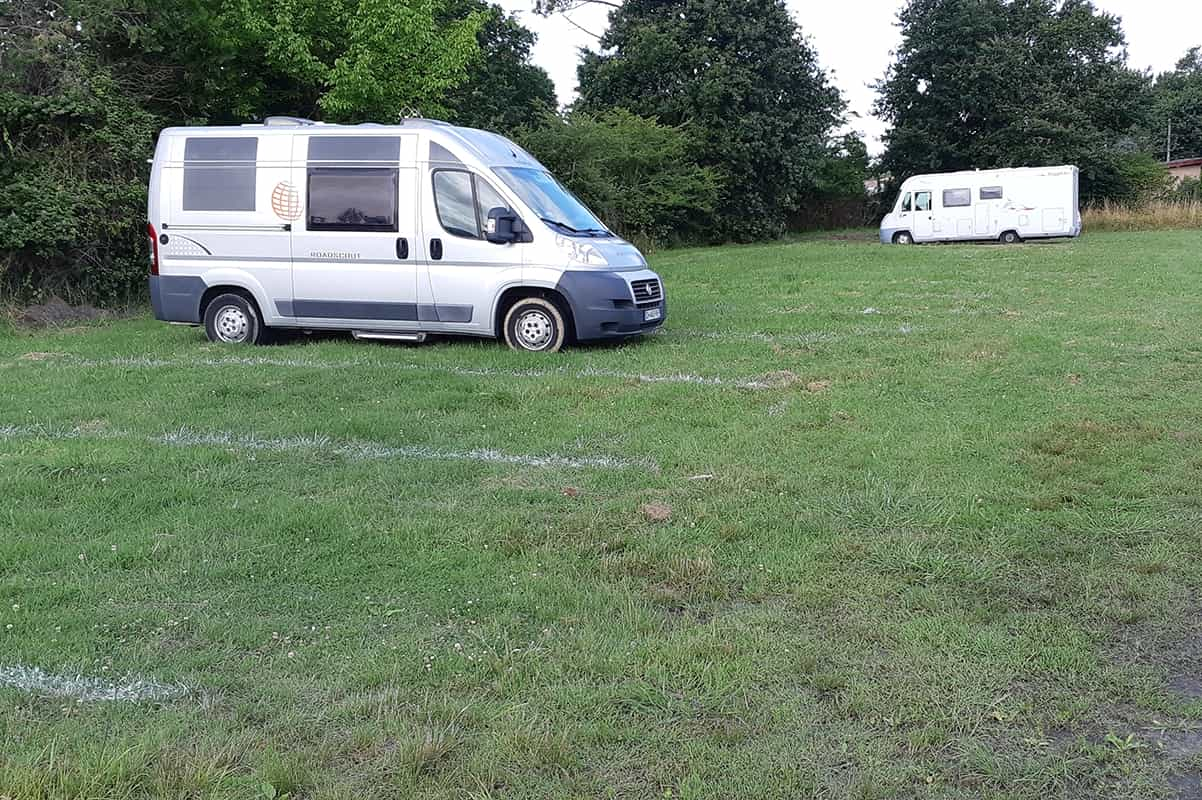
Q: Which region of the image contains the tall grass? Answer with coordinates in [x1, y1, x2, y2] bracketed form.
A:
[1083, 199, 1202, 232]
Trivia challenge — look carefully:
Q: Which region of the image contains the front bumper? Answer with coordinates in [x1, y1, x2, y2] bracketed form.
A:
[554, 269, 667, 341]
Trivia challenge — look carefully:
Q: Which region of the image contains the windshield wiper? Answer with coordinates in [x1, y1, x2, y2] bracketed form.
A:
[576, 228, 612, 237]
[540, 216, 580, 233]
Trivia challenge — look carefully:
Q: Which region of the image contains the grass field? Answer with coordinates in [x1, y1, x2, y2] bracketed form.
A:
[3, 230, 1202, 799]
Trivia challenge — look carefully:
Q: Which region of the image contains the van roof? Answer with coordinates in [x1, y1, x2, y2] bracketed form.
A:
[159, 118, 543, 170]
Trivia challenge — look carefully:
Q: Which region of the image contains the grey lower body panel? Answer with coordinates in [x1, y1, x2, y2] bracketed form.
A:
[554, 271, 667, 341]
[278, 300, 473, 323]
[149, 275, 206, 323]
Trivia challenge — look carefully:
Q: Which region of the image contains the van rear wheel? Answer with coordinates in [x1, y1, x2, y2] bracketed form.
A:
[503, 298, 566, 353]
[1000, 230, 1022, 245]
[204, 293, 268, 345]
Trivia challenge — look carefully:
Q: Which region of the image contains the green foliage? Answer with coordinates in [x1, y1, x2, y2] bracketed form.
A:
[1144, 48, 1202, 161]
[0, 0, 511, 304]
[875, 0, 1152, 204]
[575, 0, 846, 241]
[1169, 176, 1202, 203]
[441, 2, 558, 136]
[0, 8, 161, 304]
[516, 110, 720, 246]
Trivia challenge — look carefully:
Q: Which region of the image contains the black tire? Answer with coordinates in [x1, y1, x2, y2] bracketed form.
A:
[203, 293, 269, 345]
[1000, 230, 1022, 245]
[503, 297, 566, 353]
[893, 231, 914, 245]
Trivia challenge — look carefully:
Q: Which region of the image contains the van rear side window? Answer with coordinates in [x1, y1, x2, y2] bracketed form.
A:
[942, 188, 971, 208]
[980, 186, 1003, 200]
[306, 168, 399, 232]
[183, 137, 258, 211]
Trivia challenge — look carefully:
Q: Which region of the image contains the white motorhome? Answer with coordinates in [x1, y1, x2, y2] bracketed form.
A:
[879, 165, 1081, 245]
[147, 117, 665, 352]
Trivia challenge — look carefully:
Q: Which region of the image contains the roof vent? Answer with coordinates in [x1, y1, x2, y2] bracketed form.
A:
[263, 116, 317, 127]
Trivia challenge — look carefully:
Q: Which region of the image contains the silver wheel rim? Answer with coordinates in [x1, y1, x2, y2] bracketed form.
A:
[898, 233, 911, 244]
[515, 309, 554, 350]
[214, 304, 250, 343]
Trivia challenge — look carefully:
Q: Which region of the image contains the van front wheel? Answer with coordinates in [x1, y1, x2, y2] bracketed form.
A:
[893, 231, 913, 245]
[503, 298, 566, 353]
[204, 293, 268, 345]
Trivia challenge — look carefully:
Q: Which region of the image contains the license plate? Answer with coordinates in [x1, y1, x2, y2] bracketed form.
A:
[643, 307, 662, 322]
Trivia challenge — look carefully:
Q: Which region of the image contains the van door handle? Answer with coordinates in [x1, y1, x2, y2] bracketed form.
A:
[430, 238, 443, 260]
[396, 237, 408, 259]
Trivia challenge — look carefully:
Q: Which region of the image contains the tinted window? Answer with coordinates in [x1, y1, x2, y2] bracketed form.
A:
[308, 136, 400, 163]
[183, 137, 257, 211]
[476, 179, 510, 225]
[898, 192, 912, 212]
[943, 188, 971, 207]
[980, 186, 1003, 200]
[914, 192, 932, 212]
[306, 168, 398, 232]
[433, 170, 479, 238]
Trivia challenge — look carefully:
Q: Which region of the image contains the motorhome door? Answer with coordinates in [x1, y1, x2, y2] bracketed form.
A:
[288, 135, 421, 327]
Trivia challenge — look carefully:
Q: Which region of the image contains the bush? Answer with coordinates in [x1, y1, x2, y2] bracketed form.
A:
[515, 110, 720, 247]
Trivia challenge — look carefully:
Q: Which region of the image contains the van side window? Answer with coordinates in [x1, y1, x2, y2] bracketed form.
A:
[899, 192, 912, 212]
[942, 188, 971, 207]
[980, 186, 1003, 200]
[914, 191, 931, 212]
[183, 137, 258, 211]
[306, 168, 399, 232]
[433, 170, 512, 240]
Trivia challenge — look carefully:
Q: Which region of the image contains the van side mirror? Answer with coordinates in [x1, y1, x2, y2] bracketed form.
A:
[485, 206, 529, 244]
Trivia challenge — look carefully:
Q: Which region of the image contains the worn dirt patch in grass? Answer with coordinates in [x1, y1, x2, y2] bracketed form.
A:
[16, 297, 107, 328]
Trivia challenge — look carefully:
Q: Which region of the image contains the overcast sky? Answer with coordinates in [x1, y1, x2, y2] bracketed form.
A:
[496, 0, 1202, 154]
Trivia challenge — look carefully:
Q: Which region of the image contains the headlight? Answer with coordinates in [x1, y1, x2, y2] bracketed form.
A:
[556, 234, 608, 267]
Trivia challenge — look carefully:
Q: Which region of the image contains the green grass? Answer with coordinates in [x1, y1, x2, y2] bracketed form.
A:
[4, 230, 1202, 798]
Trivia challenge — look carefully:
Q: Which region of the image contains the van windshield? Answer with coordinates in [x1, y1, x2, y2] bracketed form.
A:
[494, 167, 610, 237]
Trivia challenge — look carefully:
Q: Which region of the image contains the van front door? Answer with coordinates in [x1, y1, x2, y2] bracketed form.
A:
[421, 168, 526, 334]
[913, 191, 935, 241]
[288, 134, 420, 328]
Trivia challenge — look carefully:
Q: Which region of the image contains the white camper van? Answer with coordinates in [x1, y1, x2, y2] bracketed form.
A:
[879, 165, 1081, 245]
[146, 117, 665, 352]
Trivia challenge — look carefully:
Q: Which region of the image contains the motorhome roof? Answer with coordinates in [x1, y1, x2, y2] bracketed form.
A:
[903, 165, 1077, 182]
[160, 118, 543, 169]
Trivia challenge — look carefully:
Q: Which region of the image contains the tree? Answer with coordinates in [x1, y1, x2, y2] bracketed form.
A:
[1147, 48, 1202, 161]
[0, 0, 488, 303]
[574, 0, 845, 241]
[875, 0, 1152, 203]
[442, 2, 558, 136]
[516, 109, 720, 244]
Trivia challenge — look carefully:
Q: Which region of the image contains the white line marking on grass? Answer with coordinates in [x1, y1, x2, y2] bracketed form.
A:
[157, 427, 656, 471]
[0, 664, 186, 703]
[0, 423, 656, 472]
[32, 355, 775, 390]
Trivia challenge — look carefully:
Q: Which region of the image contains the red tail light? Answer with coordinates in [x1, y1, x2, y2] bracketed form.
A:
[147, 222, 160, 276]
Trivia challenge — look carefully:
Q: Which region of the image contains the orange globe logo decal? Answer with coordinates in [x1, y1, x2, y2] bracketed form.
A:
[271, 181, 302, 220]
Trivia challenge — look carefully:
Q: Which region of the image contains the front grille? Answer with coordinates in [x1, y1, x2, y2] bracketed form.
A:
[631, 278, 662, 305]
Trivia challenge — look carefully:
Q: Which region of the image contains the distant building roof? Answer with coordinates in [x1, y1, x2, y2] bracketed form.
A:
[1166, 157, 1202, 168]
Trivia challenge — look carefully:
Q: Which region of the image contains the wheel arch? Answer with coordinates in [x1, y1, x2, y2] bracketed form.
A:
[492, 285, 576, 343]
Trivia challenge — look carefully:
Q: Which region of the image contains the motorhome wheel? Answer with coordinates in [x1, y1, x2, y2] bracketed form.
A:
[204, 293, 267, 345]
[504, 298, 566, 353]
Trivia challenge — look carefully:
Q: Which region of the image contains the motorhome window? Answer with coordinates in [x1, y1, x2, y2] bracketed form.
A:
[494, 167, 607, 235]
[980, 186, 1003, 200]
[476, 178, 511, 222]
[307, 136, 400, 162]
[914, 192, 932, 212]
[899, 192, 912, 212]
[182, 137, 257, 211]
[943, 188, 971, 208]
[433, 170, 480, 238]
[306, 168, 398, 232]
